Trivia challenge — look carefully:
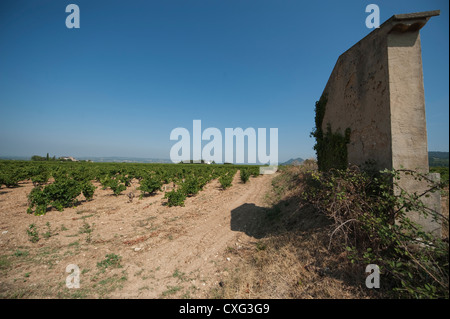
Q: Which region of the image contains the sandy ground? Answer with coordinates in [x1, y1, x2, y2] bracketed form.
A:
[0, 172, 275, 298]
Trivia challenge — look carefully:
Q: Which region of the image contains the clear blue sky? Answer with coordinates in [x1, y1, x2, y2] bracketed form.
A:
[0, 0, 448, 163]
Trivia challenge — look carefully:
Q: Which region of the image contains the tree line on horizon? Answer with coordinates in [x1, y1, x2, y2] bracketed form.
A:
[31, 154, 85, 162]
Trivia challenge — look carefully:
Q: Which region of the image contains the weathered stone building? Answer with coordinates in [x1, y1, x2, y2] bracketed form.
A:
[320, 11, 442, 235]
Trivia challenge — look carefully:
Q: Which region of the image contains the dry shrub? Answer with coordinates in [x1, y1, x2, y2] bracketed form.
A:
[302, 166, 449, 299]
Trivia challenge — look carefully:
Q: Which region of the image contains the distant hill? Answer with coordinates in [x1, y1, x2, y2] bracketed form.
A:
[429, 151, 449, 168]
[281, 158, 304, 166]
[279, 152, 449, 168]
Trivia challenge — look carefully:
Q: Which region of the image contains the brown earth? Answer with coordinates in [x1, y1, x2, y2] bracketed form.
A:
[0, 172, 275, 298]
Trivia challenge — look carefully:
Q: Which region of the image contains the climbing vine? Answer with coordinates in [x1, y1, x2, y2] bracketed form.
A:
[311, 93, 351, 171]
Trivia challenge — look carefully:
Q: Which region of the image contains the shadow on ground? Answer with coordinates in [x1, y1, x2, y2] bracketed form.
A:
[230, 197, 331, 239]
[230, 203, 269, 239]
[228, 197, 372, 297]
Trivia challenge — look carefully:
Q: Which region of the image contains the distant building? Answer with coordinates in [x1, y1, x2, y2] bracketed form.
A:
[60, 156, 78, 162]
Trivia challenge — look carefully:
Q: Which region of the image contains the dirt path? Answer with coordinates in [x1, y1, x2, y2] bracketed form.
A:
[0, 172, 275, 298]
[114, 172, 273, 298]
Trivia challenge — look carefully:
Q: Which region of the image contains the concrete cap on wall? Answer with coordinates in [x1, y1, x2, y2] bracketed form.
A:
[336, 10, 441, 60]
[386, 10, 441, 33]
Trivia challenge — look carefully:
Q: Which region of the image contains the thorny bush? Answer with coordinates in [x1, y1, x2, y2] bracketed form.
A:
[303, 166, 449, 298]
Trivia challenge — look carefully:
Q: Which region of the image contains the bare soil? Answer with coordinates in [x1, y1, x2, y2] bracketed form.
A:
[0, 172, 275, 298]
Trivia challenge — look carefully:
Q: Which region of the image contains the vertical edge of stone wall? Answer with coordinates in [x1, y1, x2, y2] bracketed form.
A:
[388, 29, 429, 173]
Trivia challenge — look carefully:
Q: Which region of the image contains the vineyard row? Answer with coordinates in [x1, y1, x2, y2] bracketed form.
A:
[0, 161, 261, 215]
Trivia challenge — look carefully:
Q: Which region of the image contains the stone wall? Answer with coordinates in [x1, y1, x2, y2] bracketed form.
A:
[320, 11, 442, 235]
[322, 11, 439, 172]
[321, 21, 392, 170]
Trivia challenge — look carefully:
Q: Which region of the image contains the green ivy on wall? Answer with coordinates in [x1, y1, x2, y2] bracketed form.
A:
[311, 93, 351, 171]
